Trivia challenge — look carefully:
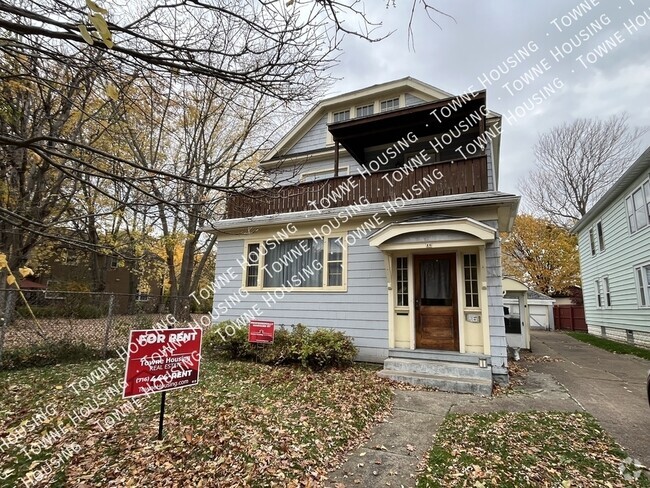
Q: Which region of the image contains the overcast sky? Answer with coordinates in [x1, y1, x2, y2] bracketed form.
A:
[326, 0, 650, 197]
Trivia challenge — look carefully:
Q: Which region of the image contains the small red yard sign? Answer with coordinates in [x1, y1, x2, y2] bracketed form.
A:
[123, 328, 202, 399]
[248, 320, 275, 344]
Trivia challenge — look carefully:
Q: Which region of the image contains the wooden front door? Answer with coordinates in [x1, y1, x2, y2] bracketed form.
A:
[414, 254, 459, 351]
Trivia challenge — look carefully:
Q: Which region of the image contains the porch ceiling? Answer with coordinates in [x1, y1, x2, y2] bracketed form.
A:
[367, 216, 497, 249]
[327, 91, 487, 165]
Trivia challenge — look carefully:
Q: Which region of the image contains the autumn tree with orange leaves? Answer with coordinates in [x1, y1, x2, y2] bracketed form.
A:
[501, 214, 581, 296]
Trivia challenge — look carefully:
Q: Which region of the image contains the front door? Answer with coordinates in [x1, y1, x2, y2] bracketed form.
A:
[414, 254, 459, 351]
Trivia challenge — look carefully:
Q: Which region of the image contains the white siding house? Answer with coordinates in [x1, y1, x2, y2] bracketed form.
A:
[573, 146, 650, 347]
[210, 78, 520, 393]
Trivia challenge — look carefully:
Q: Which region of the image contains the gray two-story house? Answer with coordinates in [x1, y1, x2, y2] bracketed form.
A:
[573, 146, 650, 348]
[210, 78, 521, 394]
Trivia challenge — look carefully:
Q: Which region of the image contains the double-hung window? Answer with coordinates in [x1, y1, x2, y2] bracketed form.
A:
[635, 263, 650, 308]
[595, 277, 612, 308]
[595, 279, 603, 308]
[626, 178, 650, 233]
[589, 228, 596, 256]
[380, 98, 399, 112]
[332, 110, 350, 123]
[244, 237, 346, 290]
[596, 222, 605, 252]
[603, 277, 611, 307]
[356, 104, 374, 117]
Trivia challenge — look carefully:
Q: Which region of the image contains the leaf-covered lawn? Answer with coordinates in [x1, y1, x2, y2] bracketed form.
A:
[418, 412, 649, 488]
[0, 358, 392, 486]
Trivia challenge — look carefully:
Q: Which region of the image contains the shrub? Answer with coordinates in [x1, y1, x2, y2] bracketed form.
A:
[208, 322, 357, 370]
[203, 321, 252, 359]
[0, 341, 103, 370]
[300, 329, 358, 370]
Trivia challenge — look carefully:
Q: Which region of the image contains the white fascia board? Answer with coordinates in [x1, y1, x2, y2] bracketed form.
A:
[207, 192, 520, 233]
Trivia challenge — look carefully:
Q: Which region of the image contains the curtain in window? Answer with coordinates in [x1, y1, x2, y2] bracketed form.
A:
[263, 238, 323, 287]
[421, 259, 450, 300]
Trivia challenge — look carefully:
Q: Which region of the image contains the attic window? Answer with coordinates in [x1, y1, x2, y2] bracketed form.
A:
[356, 104, 374, 117]
[380, 98, 400, 112]
[332, 110, 350, 123]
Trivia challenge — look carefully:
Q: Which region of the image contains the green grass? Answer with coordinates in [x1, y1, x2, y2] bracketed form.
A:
[418, 411, 649, 488]
[567, 332, 650, 361]
[0, 357, 392, 486]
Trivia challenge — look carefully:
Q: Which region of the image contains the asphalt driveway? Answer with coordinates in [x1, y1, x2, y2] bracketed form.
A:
[528, 330, 650, 469]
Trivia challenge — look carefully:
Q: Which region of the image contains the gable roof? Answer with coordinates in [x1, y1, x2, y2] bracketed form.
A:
[573, 145, 650, 234]
[261, 77, 463, 165]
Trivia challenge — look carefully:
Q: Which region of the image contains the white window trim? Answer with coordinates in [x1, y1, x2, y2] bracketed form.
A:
[596, 220, 605, 252]
[462, 253, 480, 309]
[354, 103, 375, 118]
[634, 261, 650, 309]
[602, 276, 611, 308]
[595, 276, 612, 309]
[588, 227, 596, 256]
[241, 234, 348, 292]
[595, 278, 603, 309]
[395, 255, 409, 309]
[625, 176, 650, 235]
[326, 94, 405, 145]
[380, 97, 401, 112]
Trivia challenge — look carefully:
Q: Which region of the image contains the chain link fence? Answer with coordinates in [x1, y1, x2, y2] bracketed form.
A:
[0, 289, 211, 369]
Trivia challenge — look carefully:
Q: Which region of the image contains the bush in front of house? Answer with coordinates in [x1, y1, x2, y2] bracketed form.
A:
[203, 322, 357, 370]
[299, 328, 358, 370]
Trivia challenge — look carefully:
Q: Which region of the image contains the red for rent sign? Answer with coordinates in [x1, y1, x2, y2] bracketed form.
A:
[123, 328, 202, 399]
[248, 320, 275, 344]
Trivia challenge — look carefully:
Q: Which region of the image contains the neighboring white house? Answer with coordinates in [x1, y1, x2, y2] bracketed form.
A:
[573, 146, 650, 348]
[209, 78, 521, 394]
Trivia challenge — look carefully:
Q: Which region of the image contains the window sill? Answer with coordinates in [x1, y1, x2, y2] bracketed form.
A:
[243, 286, 348, 293]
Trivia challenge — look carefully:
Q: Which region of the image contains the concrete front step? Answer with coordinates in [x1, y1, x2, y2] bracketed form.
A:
[384, 358, 493, 381]
[388, 348, 491, 365]
[378, 369, 493, 396]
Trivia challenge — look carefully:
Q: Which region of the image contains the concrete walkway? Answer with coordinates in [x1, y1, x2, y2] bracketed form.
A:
[326, 330, 650, 487]
[527, 330, 650, 469]
[326, 370, 580, 487]
[326, 390, 472, 487]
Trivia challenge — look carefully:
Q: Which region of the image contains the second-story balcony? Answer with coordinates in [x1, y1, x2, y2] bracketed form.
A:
[225, 155, 488, 219]
[225, 91, 495, 220]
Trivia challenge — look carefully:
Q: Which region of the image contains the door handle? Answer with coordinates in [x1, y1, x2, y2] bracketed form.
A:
[415, 299, 420, 309]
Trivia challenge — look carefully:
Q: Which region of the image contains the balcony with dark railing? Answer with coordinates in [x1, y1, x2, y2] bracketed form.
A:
[225, 90, 492, 220]
[225, 155, 488, 219]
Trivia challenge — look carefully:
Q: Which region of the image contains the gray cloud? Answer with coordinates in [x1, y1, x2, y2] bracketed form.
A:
[329, 0, 650, 197]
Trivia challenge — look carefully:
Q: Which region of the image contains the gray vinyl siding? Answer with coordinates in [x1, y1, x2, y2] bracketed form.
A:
[484, 221, 508, 376]
[486, 142, 495, 192]
[212, 236, 389, 362]
[405, 93, 426, 107]
[578, 171, 650, 333]
[286, 114, 328, 155]
[271, 154, 363, 186]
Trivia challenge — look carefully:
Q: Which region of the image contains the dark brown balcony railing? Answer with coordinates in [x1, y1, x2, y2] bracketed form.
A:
[225, 155, 488, 219]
